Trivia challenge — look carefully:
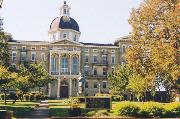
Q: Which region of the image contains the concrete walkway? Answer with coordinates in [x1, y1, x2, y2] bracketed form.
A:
[24, 100, 50, 119]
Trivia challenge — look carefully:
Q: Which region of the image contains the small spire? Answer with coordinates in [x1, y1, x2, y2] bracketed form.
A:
[64, 1, 66, 5]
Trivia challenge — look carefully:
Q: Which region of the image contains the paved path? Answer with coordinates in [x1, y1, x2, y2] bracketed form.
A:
[24, 100, 50, 119]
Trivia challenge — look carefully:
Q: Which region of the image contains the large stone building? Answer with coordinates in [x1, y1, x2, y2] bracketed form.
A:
[8, 1, 131, 98]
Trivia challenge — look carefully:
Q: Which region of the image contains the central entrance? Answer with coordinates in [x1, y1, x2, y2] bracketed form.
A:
[60, 85, 69, 98]
[60, 80, 69, 98]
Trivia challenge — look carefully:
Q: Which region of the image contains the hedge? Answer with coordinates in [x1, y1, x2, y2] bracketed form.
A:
[114, 102, 180, 118]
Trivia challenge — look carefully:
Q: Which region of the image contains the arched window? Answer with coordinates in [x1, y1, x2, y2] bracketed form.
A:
[61, 56, 68, 73]
[72, 57, 79, 74]
[51, 56, 57, 72]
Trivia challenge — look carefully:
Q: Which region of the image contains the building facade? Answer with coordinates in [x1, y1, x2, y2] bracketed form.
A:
[8, 2, 131, 98]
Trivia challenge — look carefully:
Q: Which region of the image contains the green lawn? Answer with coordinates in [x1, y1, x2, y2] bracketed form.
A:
[0, 100, 39, 118]
[48, 100, 180, 118]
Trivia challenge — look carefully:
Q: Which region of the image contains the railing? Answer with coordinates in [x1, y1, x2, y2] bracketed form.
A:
[51, 72, 59, 75]
[50, 72, 80, 75]
[85, 74, 108, 78]
[92, 61, 108, 66]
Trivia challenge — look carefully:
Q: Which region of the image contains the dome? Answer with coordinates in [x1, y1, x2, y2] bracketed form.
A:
[50, 17, 80, 32]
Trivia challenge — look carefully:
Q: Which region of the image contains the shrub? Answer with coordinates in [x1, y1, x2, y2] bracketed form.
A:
[23, 94, 30, 101]
[140, 102, 164, 118]
[94, 110, 110, 117]
[34, 93, 42, 100]
[112, 95, 123, 102]
[29, 93, 35, 101]
[84, 110, 96, 117]
[118, 102, 140, 117]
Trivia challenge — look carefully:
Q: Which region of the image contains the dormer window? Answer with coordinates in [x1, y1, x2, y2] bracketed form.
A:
[63, 33, 67, 38]
[64, 9, 67, 14]
[74, 35, 77, 41]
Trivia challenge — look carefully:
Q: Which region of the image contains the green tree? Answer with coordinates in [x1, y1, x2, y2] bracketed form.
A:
[128, 74, 146, 101]
[108, 65, 133, 96]
[0, 66, 16, 105]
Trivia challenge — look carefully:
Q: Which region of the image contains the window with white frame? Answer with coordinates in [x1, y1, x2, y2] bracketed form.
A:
[61, 56, 68, 73]
[85, 82, 88, 88]
[72, 57, 79, 74]
[20, 52, 26, 61]
[122, 45, 126, 54]
[93, 68, 98, 75]
[12, 46, 17, 50]
[51, 56, 57, 72]
[93, 55, 98, 63]
[102, 55, 107, 63]
[93, 49, 98, 52]
[12, 51, 17, 62]
[111, 55, 115, 64]
[41, 47, 46, 50]
[128, 45, 132, 49]
[85, 54, 89, 63]
[111, 50, 115, 54]
[22, 46, 26, 51]
[103, 68, 107, 75]
[84, 48, 89, 52]
[31, 52, 36, 61]
[41, 53, 46, 61]
[103, 82, 107, 88]
[63, 33, 67, 38]
[73, 34, 77, 41]
[31, 47, 36, 50]
[94, 82, 98, 88]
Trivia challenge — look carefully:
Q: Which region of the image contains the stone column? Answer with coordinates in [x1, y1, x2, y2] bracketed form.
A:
[69, 54, 72, 97]
[57, 77, 60, 99]
[78, 53, 81, 75]
[48, 52, 52, 97]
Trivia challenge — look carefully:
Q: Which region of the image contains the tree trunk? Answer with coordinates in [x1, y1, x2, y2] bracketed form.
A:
[4, 92, 6, 105]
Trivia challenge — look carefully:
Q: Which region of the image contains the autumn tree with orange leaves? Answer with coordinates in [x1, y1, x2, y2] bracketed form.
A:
[126, 0, 180, 98]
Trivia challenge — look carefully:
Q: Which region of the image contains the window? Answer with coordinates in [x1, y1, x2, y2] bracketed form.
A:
[111, 55, 115, 64]
[112, 67, 115, 73]
[85, 55, 89, 63]
[64, 9, 67, 14]
[22, 46, 26, 51]
[73, 35, 77, 41]
[94, 82, 98, 88]
[93, 49, 98, 52]
[122, 45, 126, 53]
[84, 66, 89, 76]
[31, 52, 36, 61]
[51, 56, 57, 72]
[12, 46, 17, 50]
[72, 57, 79, 74]
[85, 82, 88, 88]
[41, 53, 46, 61]
[12, 51, 17, 61]
[102, 55, 107, 63]
[103, 82, 107, 88]
[31, 47, 36, 50]
[93, 55, 98, 63]
[128, 45, 132, 48]
[73, 80, 77, 88]
[53, 34, 56, 40]
[20, 52, 26, 61]
[111, 50, 115, 54]
[61, 56, 68, 73]
[103, 68, 107, 75]
[93, 68, 97, 75]
[84, 48, 89, 52]
[63, 33, 67, 38]
[41, 47, 46, 50]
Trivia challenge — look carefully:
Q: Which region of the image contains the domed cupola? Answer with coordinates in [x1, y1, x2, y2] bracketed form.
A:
[48, 1, 81, 42]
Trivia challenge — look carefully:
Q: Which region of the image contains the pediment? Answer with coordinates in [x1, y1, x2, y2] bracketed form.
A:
[51, 39, 83, 46]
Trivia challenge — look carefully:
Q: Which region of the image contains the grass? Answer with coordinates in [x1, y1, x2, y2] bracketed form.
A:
[0, 100, 39, 118]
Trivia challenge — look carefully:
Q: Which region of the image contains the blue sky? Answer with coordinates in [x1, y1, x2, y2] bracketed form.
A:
[1, 0, 143, 43]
